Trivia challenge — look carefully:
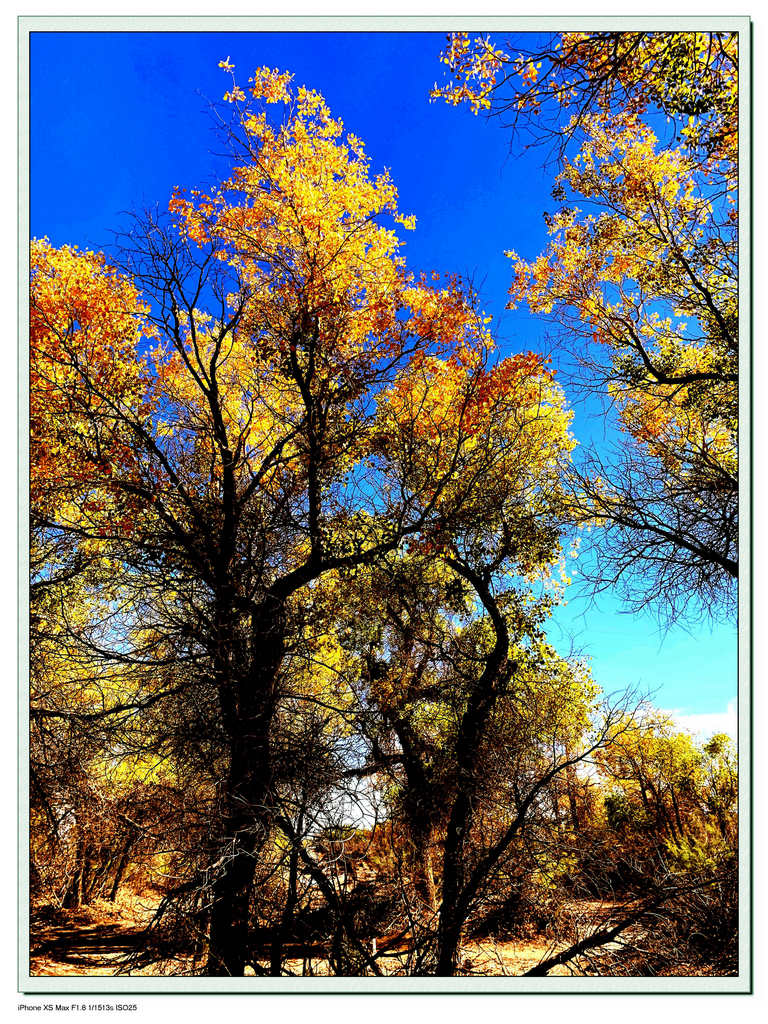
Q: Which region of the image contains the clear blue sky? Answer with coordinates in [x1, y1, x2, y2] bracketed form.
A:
[29, 30, 737, 726]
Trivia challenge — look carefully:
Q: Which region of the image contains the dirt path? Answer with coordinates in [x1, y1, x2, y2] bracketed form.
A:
[31, 921, 147, 977]
[29, 894, 170, 977]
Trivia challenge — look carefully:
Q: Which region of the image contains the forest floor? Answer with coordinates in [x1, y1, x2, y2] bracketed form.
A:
[29, 892, 168, 977]
[28, 896, 635, 979]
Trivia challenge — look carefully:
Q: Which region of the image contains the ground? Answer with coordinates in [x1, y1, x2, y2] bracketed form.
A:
[26, 894, 673, 978]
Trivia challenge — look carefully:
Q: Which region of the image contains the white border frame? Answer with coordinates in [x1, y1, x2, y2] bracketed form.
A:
[17, 13, 752, 996]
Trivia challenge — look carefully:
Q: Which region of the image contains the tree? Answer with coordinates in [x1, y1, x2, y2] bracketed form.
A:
[307, 352, 631, 974]
[597, 711, 737, 855]
[432, 31, 737, 167]
[30, 239, 170, 913]
[30, 63, 576, 976]
[433, 31, 738, 620]
[592, 713, 738, 975]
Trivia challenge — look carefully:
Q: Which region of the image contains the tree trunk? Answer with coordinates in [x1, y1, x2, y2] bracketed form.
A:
[79, 852, 92, 905]
[435, 557, 511, 976]
[107, 836, 135, 903]
[669, 786, 687, 840]
[270, 811, 303, 976]
[206, 836, 259, 976]
[389, 715, 439, 918]
[62, 831, 86, 909]
[549, 779, 562, 831]
[206, 598, 285, 977]
[206, 710, 275, 976]
[436, 788, 473, 975]
[413, 825, 437, 916]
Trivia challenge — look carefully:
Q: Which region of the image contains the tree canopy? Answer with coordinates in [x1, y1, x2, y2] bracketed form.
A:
[434, 30, 738, 621]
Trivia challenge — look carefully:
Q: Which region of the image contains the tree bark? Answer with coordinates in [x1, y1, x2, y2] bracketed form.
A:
[206, 597, 285, 977]
[62, 830, 86, 909]
[412, 824, 438, 915]
[436, 790, 472, 975]
[107, 836, 134, 903]
[565, 760, 581, 831]
[435, 557, 511, 976]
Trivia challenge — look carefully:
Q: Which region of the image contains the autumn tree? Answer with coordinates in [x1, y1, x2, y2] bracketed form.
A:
[311, 346, 639, 974]
[589, 713, 738, 974]
[433, 30, 739, 620]
[597, 711, 737, 855]
[29, 239, 173, 911]
[31, 63, 583, 976]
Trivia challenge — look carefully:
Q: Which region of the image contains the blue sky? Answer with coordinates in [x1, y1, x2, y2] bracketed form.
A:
[29, 30, 737, 728]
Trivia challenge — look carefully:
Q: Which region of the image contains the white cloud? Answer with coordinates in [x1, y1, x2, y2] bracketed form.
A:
[663, 699, 737, 741]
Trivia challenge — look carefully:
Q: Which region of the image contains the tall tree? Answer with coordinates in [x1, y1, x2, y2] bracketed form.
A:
[31, 64, 576, 975]
[433, 31, 739, 620]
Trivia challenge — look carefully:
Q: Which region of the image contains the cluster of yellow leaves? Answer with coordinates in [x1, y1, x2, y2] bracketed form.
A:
[402, 274, 489, 349]
[507, 648, 599, 751]
[378, 349, 573, 562]
[613, 382, 736, 481]
[430, 32, 507, 114]
[219, 62, 294, 105]
[30, 239, 154, 530]
[505, 111, 736, 478]
[433, 31, 738, 177]
[170, 66, 419, 380]
[506, 115, 710, 316]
